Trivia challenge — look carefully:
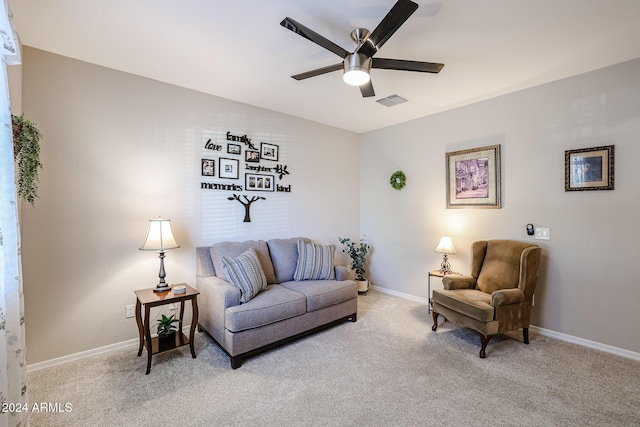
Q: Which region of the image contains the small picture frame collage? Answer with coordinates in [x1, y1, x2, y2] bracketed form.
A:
[246, 173, 274, 191]
[219, 158, 239, 179]
[201, 135, 284, 193]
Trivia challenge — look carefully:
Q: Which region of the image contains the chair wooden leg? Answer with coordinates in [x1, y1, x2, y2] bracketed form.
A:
[431, 311, 439, 331]
[479, 334, 493, 358]
[523, 327, 529, 344]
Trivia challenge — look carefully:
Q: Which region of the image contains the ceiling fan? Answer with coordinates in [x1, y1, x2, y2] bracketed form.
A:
[280, 0, 444, 98]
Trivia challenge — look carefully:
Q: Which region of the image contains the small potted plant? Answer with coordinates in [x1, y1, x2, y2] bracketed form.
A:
[338, 236, 370, 293]
[156, 314, 180, 340]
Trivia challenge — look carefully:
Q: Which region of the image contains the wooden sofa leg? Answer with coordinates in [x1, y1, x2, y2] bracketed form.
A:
[350, 312, 357, 322]
[523, 327, 529, 344]
[479, 334, 493, 358]
[431, 311, 439, 331]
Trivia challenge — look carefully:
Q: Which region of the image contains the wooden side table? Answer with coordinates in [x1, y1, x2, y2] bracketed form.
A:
[427, 270, 460, 313]
[134, 283, 199, 374]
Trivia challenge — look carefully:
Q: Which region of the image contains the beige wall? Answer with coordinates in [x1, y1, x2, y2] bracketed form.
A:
[360, 58, 640, 354]
[19, 47, 360, 364]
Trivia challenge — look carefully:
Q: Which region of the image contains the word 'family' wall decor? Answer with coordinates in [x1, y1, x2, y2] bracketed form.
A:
[201, 131, 293, 222]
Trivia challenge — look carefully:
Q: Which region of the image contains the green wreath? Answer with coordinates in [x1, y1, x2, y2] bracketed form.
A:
[390, 170, 406, 190]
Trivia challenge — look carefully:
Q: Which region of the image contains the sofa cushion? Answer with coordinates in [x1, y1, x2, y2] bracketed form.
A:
[476, 240, 527, 294]
[293, 241, 335, 281]
[280, 280, 356, 312]
[432, 288, 494, 322]
[211, 240, 277, 284]
[221, 249, 267, 303]
[267, 237, 310, 283]
[225, 284, 307, 333]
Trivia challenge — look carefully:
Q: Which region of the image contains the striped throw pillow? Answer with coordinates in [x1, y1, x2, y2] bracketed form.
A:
[293, 241, 335, 281]
[221, 248, 267, 303]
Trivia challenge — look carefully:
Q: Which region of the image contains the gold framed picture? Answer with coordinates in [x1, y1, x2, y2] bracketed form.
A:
[446, 144, 501, 209]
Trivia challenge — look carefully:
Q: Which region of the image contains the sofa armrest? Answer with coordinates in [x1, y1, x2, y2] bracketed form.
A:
[443, 275, 476, 290]
[196, 275, 241, 345]
[491, 288, 525, 306]
[335, 265, 349, 281]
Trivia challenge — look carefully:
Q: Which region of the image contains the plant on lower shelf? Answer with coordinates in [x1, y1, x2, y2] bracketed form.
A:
[338, 237, 370, 281]
[156, 314, 179, 338]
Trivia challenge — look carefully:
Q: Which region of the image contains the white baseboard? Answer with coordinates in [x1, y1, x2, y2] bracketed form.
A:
[27, 325, 193, 373]
[371, 284, 640, 362]
[28, 339, 139, 373]
[528, 325, 640, 361]
[369, 283, 428, 304]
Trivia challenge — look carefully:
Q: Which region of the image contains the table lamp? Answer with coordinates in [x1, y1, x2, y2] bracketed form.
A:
[434, 236, 456, 275]
[140, 218, 180, 292]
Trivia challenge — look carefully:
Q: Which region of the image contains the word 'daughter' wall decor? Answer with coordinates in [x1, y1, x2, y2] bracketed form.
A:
[200, 131, 292, 222]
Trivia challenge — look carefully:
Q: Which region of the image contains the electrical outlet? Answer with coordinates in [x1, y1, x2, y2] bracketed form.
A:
[126, 304, 135, 318]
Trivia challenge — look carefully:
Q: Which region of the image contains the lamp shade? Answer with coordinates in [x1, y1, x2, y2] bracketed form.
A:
[140, 219, 180, 251]
[434, 236, 456, 254]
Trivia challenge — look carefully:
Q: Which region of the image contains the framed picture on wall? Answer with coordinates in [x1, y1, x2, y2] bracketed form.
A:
[446, 144, 501, 208]
[260, 143, 279, 161]
[227, 143, 241, 155]
[245, 173, 274, 191]
[246, 150, 260, 163]
[565, 145, 614, 191]
[219, 158, 239, 179]
[201, 159, 215, 177]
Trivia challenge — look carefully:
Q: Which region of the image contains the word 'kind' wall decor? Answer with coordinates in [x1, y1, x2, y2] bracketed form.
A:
[200, 131, 292, 222]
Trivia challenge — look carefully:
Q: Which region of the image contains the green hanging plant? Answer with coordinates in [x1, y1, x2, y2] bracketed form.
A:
[12, 114, 43, 205]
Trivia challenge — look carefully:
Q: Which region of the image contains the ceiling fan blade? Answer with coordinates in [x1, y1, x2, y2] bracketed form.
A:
[292, 63, 343, 81]
[360, 80, 375, 97]
[372, 58, 444, 73]
[358, 0, 419, 57]
[280, 17, 349, 58]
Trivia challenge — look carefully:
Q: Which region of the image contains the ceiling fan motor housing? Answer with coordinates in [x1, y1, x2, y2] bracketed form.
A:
[343, 53, 372, 85]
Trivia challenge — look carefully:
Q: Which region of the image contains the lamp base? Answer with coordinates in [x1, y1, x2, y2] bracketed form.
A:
[153, 283, 171, 293]
[439, 254, 453, 275]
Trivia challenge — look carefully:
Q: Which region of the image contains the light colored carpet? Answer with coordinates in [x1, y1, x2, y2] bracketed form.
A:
[28, 289, 640, 426]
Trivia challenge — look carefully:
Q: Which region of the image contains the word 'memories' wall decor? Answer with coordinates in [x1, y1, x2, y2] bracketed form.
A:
[200, 131, 292, 222]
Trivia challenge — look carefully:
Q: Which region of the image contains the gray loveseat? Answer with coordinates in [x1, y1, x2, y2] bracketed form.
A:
[196, 237, 357, 368]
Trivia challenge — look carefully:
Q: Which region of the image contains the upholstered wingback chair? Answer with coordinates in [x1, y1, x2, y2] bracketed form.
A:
[431, 240, 541, 358]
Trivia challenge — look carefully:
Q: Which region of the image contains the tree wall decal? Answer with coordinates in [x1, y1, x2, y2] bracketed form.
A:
[227, 194, 266, 222]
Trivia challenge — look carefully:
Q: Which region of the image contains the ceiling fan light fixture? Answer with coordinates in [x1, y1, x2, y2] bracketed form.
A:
[343, 53, 371, 86]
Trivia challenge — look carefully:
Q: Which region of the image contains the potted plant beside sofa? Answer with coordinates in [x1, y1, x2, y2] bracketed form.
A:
[338, 237, 370, 293]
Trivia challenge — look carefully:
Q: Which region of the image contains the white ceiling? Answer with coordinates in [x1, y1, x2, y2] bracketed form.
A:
[10, 0, 640, 134]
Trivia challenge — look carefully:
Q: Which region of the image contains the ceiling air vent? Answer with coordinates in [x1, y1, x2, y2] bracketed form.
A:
[376, 94, 408, 107]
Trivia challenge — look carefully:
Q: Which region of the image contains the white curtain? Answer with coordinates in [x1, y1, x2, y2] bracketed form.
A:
[0, 1, 28, 426]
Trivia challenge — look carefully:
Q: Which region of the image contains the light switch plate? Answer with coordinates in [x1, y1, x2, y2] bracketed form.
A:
[534, 228, 550, 240]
